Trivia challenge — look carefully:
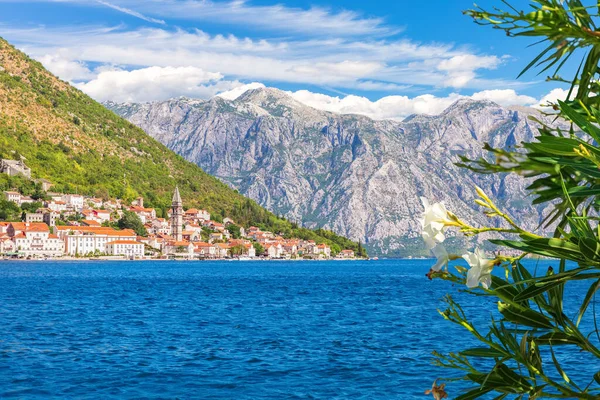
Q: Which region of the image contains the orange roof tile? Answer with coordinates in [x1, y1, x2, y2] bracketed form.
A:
[10, 222, 49, 232]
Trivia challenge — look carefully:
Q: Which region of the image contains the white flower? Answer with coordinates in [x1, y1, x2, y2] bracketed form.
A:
[420, 197, 452, 248]
[430, 242, 448, 272]
[463, 248, 494, 289]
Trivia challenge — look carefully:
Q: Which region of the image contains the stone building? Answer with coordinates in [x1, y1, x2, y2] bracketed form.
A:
[0, 159, 31, 178]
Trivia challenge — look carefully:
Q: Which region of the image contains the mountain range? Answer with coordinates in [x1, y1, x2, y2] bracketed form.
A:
[106, 88, 560, 256]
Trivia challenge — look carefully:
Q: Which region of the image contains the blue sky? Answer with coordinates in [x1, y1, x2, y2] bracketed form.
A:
[0, 0, 572, 119]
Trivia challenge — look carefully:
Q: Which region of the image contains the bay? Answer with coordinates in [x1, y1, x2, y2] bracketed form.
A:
[0, 259, 595, 399]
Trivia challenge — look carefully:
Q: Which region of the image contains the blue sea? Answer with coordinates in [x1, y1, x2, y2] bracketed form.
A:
[0, 259, 596, 399]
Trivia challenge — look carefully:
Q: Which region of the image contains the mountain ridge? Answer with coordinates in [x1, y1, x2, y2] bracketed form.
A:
[106, 88, 560, 256]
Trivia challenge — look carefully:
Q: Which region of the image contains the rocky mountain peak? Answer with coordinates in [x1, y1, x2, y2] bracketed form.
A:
[235, 87, 315, 118]
[441, 98, 500, 116]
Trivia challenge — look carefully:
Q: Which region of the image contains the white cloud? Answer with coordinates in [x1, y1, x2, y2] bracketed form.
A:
[2, 24, 515, 91]
[143, 0, 395, 37]
[96, 0, 166, 25]
[282, 88, 545, 121]
[437, 55, 503, 88]
[217, 82, 265, 100]
[37, 53, 95, 81]
[536, 87, 571, 107]
[471, 89, 537, 107]
[288, 90, 462, 120]
[75, 66, 236, 102]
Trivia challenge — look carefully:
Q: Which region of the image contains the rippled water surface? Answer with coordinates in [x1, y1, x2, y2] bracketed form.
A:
[0, 259, 594, 399]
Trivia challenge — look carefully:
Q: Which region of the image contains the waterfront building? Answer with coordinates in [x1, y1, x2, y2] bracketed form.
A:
[56, 226, 137, 256]
[7, 222, 64, 258]
[105, 240, 144, 258]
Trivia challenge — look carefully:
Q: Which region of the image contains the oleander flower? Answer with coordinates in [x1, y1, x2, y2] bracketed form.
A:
[430, 242, 448, 272]
[420, 197, 453, 247]
[463, 248, 493, 289]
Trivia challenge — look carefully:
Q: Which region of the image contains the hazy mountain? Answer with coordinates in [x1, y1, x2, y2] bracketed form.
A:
[106, 88, 559, 256]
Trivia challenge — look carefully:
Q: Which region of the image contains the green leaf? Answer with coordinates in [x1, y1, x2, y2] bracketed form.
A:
[455, 387, 493, 400]
[498, 302, 553, 329]
[576, 278, 600, 326]
[578, 237, 600, 261]
[537, 332, 581, 346]
[461, 347, 507, 358]
[558, 100, 600, 143]
[514, 280, 564, 301]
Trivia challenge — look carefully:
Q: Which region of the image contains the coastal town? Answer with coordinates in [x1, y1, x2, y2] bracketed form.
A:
[0, 159, 358, 260]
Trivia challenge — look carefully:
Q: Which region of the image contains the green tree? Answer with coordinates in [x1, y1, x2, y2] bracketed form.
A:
[20, 201, 42, 213]
[0, 199, 21, 221]
[252, 242, 265, 256]
[117, 210, 148, 236]
[227, 224, 241, 239]
[230, 244, 246, 256]
[424, 2, 600, 399]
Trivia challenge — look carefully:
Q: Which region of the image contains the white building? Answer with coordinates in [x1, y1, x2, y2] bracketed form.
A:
[94, 209, 112, 223]
[56, 226, 137, 256]
[129, 206, 156, 224]
[0, 237, 15, 255]
[8, 222, 64, 258]
[4, 191, 21, 204]
[195, 242, 217, 258]
[105, 240, 145, 258]
[266, 243, 284, 259]
[62, 194, 84, 211]
[46, 201, 67, 212]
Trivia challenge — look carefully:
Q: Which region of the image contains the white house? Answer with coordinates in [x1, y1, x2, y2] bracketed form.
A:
[164, 240, 194, 258]
[215, 243, 230, 258]
[266, 243, 284, 259]
[56, 226, 137, 256]
[209, 232, 223, 243]
[62, 194, 84, 211]
[8, 222, 64, 258]
[0, 237, 15, 254]
[195, 242, 217, 258]
[129, 206, 156, 224]
[105, 240, 145, 258]
[314, 243, 332, 258]
[94, 209, 112, 223]
[3, 191, 21, 204]
[337, 249, 355, 259]
[46, 200, 67, 212]
[150, 218, 170, 235]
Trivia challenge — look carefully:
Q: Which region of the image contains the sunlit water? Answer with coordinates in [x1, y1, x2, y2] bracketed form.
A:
[0, 259, 596, 399]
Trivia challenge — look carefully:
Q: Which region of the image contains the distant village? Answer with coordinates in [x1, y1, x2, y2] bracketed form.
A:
[0, 159, 358, 260]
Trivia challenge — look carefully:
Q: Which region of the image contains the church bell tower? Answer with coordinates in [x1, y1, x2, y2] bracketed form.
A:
[170, 186, 183, 242]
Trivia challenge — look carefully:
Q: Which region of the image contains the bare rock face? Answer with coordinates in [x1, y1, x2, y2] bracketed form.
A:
[105, 89, 559, 256]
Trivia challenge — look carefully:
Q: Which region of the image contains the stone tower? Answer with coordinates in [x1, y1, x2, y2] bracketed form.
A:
[170, 186, 183, 242]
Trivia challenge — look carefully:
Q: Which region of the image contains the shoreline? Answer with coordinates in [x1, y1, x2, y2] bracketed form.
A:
[0, 257, 371, 262]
